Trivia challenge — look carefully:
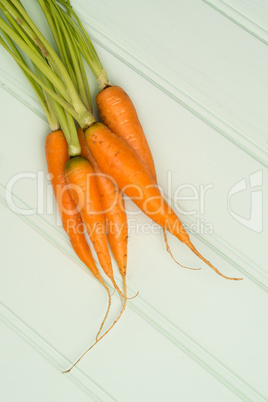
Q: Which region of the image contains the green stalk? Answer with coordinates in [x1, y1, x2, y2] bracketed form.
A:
[0, 15, 71, 101]
[33, 66, 60, 131]
[36, 70, 71, 144]
[39, 68, 82, 155]
[1, 5, 38, 53]
[38, 0, 78, 90]
[0, 0, 97, 152]
[57, 0, 101, 67]
[43, 0, 81, 102]
[0, 28, 81, 154]
[65, 0, 71, 17]
[41, 72, 81, 155]
[3, 0, 91, 118]
[0, 39, 81, 119]
[36, 0, 64, 62]
[77, 46, 92, 110]
[65, 110, 80, 155]
[0, 10, 95, 124]
[0, 0, 48, 55]
[48, 0, 91, 110]
[56, 0, 110, 88]
[46, 0, 92, 110]
[0, 35, 59, 130]
[0, 0, 63, 81]
[1, 3, 61, 130]
[1, 0, 70, 97]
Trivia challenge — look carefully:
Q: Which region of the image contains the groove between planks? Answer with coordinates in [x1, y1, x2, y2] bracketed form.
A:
[202, 0, 268, 45]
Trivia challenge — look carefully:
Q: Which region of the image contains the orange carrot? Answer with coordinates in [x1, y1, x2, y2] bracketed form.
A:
[63, 155, 128, 361]
[78, 127, 128, 282]
[65, 156, 125, 296]
[45, 130, 111, 336]
[96, 85, 199, 270]
[96, 85, 157, 181]
[85, 123, 242, 281]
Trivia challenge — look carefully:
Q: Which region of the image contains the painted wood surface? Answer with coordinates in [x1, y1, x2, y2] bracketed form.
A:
[0, 1, 267, 401]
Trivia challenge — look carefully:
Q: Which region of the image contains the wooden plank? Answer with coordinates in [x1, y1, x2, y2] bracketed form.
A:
[1, 1, 267, 400]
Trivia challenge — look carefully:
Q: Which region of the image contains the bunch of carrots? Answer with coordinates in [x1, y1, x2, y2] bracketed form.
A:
[0, 0, 242, 372]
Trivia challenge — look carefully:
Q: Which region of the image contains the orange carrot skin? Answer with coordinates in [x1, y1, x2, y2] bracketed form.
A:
[45, 131, 104, 283]
[85, 123, 189, 243]
[78, 128, 128, 276]
[65, 156, 116, 281]
[96, 86, 157, 181]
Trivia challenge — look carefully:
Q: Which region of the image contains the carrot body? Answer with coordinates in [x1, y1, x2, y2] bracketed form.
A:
[46, 131, 105, 284]
[78, 127, 128, 277]
[85, 123, 242, 281]
[65, 156, 124, 293]
[96, 86, 157, 181]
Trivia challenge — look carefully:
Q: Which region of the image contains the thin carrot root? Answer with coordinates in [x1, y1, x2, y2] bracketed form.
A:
[111, 276, 139, 301]
[111, 277, 125, 300]
[126, 290, 139, 300]
[62, 282, 127, 374]
[121, 276, 139, 301]
[186, 240, 243, 281]
[95, 285, 112, 341]
[163, 230, 201, 271]
[122, 275, 127, 303]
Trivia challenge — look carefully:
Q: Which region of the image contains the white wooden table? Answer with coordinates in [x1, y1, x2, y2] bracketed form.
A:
[0, 1, 267, 401]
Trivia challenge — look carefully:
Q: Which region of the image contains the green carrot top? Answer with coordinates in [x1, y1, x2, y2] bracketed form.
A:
[0, 0, 98, 155]
[54, 0, 110, 89]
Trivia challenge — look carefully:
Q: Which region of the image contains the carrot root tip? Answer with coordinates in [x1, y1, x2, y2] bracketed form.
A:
[62, 286, 128, 373]
[95, 286, 112, 341]
[185, 240, 243, 281]
[163, 230, 201, 271]
[127, 290, 139, 300]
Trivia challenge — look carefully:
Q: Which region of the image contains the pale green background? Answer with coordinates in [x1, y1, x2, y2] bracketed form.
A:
[0, 0, 267, 401]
